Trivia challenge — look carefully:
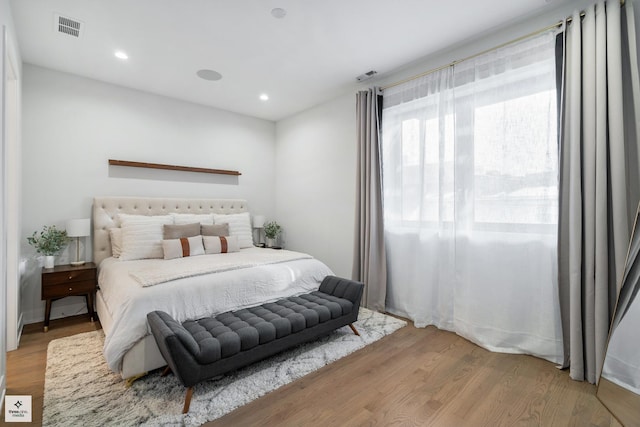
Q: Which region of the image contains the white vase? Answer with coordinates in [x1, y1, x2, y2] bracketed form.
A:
[44, 255, 55, 269]
[266, 237, 277, 248]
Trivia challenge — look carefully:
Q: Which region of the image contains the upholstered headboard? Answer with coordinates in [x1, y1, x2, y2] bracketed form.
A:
[92, 196, 248, 266]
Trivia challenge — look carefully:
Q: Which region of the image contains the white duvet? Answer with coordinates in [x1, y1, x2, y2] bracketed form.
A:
[98, 248, 333, 373]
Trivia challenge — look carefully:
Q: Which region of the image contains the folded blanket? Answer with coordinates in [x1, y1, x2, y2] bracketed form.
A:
[129, 249, 312, 286]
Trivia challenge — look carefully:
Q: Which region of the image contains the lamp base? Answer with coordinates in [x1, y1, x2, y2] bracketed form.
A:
[70, 260, 85, 266]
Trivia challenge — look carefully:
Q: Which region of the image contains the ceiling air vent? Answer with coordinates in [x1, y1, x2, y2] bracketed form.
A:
[54, 14, 83, 38]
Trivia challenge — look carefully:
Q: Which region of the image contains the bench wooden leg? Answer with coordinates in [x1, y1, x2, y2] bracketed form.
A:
[349, 324, 360, 336]
[183, 387, 194, 414]
[161, 366, 172, 377]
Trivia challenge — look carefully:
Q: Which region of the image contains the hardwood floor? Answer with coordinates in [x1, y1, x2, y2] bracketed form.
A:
[3, 315, 619, 427]
[205, 323, 620, 427]
[4, 315, 102, 426]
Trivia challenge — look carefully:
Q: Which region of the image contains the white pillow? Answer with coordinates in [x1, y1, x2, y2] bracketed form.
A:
[171, 213, 214, 225]
[114, 213, 170, 227]
[213, 212, 253, 248]
[163, 236, 205, 260]
[119, 215, 174, 261]
[115, 213, 173, 226]
[109, 228, 122, 258]
[203, 235, 240, 254]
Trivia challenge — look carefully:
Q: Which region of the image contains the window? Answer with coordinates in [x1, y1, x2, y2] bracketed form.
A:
[473, 91, 558, 226]
[382, 33, 558, 233]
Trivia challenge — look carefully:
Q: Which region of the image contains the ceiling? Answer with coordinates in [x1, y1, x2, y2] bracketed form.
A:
[10, 0, 565, 121]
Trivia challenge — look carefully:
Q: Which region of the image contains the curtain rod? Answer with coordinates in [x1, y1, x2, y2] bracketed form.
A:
[381, 0, 626, 91]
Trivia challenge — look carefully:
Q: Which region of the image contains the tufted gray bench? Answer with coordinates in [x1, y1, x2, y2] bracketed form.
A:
[147, 275, 364, 413]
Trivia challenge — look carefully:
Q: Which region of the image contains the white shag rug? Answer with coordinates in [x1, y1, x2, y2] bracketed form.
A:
[43, 308, 406, 426]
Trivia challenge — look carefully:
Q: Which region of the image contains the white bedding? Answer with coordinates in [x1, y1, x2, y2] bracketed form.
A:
[129, 248, 313, 287]
[99, 247, 333, 373]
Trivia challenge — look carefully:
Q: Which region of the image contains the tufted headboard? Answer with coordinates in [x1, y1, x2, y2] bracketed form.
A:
[92, 196, 248, 266]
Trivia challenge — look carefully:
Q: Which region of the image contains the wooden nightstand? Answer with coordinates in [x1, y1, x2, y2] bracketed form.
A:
[41, 262, 97, 332]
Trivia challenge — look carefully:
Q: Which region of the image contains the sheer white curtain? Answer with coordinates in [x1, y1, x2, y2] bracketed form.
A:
[382, 31, 564, 362]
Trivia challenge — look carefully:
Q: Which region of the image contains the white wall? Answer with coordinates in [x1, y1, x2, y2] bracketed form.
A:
[21, 64, 276, 323]
[1, 0, 22, 404]
[275, 93, 356, 278]
[374, 0, 606, 90]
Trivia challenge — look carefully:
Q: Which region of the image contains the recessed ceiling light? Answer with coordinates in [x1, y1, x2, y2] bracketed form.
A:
[259, 94, 269, 101]
[271, 8, 287, 19]
[114, 50, 128, 60]
[196, 69, 223, 81]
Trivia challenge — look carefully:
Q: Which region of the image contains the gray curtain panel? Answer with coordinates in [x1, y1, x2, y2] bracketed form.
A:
[557, 0, 640, 383]
[353, 88, 387, 311]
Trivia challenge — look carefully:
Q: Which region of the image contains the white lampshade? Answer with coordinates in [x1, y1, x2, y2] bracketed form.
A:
[67, 218, 90, 266]
[253, 215, 265, 229]
[66, 218, 90, 237]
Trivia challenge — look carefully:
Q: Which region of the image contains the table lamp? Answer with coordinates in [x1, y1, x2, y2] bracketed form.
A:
[253, 215, 265, 246]
[66, 218, 90, 265]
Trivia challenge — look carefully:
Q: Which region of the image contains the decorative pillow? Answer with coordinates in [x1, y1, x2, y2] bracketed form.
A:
[171, 213, 214, 225]
[115, 213, 172, 227]
[163, 223, 200, 240]
[212, 212, 253, 248]
[119, 215, 174, 261]
[109, 228, 122, 258]
[203, 235, 240, 254]
[162, 235, 205, 260]
[201, 223, 229, 237]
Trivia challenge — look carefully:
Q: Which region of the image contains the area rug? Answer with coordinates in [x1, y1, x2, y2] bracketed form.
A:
[43, 308, 406, 426]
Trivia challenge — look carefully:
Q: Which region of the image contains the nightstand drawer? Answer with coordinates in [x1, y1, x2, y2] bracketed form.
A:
[42, 280, 95, 299]
[42, 268, 95, 286]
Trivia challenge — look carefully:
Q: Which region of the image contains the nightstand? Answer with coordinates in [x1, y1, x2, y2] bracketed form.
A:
[41, 262, 97, 332]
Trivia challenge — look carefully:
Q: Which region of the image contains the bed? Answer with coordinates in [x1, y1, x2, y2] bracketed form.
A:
[92, 196, 333, 380]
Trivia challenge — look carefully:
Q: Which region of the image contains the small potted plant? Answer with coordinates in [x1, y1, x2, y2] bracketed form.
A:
[263, 221, 282, 248]
[27, 225, 70, 268]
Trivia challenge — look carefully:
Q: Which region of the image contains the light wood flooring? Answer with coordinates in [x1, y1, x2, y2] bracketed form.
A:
[3, 314, 620, 427]
[3, 315, 102, 426]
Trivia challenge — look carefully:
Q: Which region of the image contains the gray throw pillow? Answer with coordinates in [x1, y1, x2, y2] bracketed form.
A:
[201, 223, 229, 237]
[163, 223, 200, 240]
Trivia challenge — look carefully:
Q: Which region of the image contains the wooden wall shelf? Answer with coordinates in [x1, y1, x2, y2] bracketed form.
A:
[108, 159, 241, 176]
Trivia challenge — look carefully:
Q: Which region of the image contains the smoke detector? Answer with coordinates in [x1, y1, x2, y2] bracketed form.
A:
[356, 70, 378, 82]
[54, 14, 83, 38]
